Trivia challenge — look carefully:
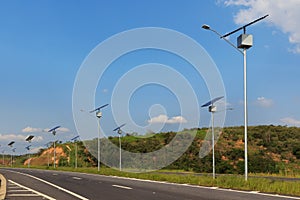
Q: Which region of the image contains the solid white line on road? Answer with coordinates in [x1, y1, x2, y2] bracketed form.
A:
[72, 177, 82, 180]
[7, 194, 40, 197]
[112, 184, 133, 190]
[7, 189, 28, 192]
[8, 180, 55, 200]
[6, 170, 89, 200]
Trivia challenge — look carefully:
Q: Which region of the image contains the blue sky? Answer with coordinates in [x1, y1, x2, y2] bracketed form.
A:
[0, 0, 300, 154]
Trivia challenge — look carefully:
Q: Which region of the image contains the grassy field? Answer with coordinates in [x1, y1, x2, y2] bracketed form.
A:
[12, 165, 300, 197]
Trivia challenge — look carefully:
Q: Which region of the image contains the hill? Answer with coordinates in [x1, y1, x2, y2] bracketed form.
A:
[20, 125, 300, 175]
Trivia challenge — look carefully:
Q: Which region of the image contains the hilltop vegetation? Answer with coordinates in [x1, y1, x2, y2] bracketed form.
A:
[105, 125, 300, 175]
[9, 125, 300, 175]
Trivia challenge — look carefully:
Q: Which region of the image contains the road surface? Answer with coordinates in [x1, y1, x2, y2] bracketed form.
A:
[0, 168, 299, 200]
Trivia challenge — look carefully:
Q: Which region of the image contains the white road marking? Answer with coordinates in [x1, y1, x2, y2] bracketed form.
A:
[7, 194, 40, 197]
[8, 180, 55, 200]
[6, 170, 89, 200]
[72, 176, 82, 180]
[8, 189, 28, 192]
[112, 184, 133, 190]
[7, 186, 21, 189]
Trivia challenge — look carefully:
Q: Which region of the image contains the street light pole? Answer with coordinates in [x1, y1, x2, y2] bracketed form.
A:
[113, 124, 126, 171]
[211, 107, 215, 179]
[48, 126, 61, 169]
[119, 133, 121, 171]
[201, 96, 223, 179]
[25, 135, 34, 168]
[2, 151, 4, 166]
[25, 145, 32, 168]
[90, 104, 108, 172]
[97, 118, 101, 171]
[54, 140, 56, 168]
[202, 14, 268, 181]
[243, 48, 248, 180]
[48, 147, 49, 167]
[71, 136, 80, 169]
[11, 148, 16, 167]
[75, 142, 78, 169]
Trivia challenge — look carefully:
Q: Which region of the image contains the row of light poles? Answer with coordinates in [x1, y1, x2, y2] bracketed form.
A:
[1, 126, 80, 169]
[86, 15, 268, 177]
[89, 104, 125, 171]
[1, 136, 35, 167]
[7, 141, 15, 167]
[25, 135, 34, 167]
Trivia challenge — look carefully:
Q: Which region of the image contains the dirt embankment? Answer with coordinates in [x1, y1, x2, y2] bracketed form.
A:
[24, 146, 66, 166]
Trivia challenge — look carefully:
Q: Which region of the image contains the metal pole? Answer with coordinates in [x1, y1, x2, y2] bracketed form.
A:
[119, 134, 122, 171]
[75, 142, 78, 169]
[212, 110, 215, 179]
[97, 118, 101, 171]
[47, 147, 49, 167]
[54, 141, 56, 168]
[243, 48, 248, 181]
[11, 153, 13, 167]
[28, 152, 30, 168]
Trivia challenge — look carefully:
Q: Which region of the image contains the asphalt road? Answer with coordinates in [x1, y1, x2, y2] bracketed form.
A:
[0, 168, 299, 200]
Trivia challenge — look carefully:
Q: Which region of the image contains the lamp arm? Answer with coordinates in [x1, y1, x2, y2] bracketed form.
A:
[209, 29, 243, 55]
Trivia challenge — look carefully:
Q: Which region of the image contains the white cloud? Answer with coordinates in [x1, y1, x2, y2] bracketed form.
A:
[31, 136, 44, 142]
[58, 127, 70, 132]
[223, 0, 300, 53]
[30, 146, 43, 154]
[0, 134, 26, 141]
[22, 126, 42, 133]
[280, 117, 300, 126]
[255, 96, 273, 107]
[148, 114, 187, 124]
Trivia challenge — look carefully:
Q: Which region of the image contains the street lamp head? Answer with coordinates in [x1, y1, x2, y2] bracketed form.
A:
[202, 24, 210, 30]
[113, 124, 126, 135]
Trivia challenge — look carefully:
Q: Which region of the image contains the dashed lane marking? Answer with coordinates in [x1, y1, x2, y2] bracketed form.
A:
[112, 184, 133, 190]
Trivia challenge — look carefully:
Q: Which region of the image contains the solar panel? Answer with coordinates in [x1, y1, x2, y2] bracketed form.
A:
[26, 135, 34, 142]
[113, 123, 126, 131]
[8, 141, 15, 146]
[201, 96, 224, 107]
[90, 103, 109, 113]
[71, 135, 80, 141]
[48, 126, 61, 132]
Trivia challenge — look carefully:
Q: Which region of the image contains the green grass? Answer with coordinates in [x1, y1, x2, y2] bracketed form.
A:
[11, 165, 299, 197]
